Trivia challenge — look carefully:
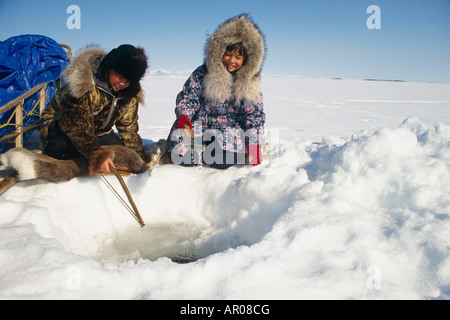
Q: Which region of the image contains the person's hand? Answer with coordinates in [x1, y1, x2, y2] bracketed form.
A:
[177, 115, 194, 138]
[99, 157, 115, 173]
[247, 144, 262, 166]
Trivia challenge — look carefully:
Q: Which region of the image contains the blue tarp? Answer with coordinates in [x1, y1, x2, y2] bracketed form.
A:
[0, 34, 70, 152]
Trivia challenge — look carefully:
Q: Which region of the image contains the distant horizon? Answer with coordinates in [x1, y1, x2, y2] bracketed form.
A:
[146, 67, 449, 84]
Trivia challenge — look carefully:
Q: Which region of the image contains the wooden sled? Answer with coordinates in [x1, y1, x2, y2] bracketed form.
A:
[0, 171, 18, 195]
[0, 44, 71, 150]
[0, 45, 73, 195]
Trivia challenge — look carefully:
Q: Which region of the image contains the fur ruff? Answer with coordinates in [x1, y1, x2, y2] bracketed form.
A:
[63, 46, 107, 99]
[204, 14, 266, 104]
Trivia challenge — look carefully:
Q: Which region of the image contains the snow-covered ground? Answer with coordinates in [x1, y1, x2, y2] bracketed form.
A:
[1, 73, 450, 300]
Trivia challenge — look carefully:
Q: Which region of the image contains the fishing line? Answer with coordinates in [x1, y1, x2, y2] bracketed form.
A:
[99, 173, 143, 226]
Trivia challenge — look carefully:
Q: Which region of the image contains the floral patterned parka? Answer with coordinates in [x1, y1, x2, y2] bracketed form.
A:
[168, 65, 265, 155]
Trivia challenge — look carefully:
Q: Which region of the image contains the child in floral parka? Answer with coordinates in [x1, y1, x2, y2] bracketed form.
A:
[167, 14, 266, 169]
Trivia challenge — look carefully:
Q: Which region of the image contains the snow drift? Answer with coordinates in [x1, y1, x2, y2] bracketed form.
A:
[0, 75, 449, 300]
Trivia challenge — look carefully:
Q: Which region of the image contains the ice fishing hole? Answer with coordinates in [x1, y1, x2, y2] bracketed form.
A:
[95, 223, 204, 263]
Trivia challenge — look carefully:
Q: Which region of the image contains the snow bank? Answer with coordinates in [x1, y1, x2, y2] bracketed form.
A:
[1, 76, 450, 300]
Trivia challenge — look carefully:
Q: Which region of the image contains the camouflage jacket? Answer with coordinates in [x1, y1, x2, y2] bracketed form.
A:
[43, 46, 144, 162]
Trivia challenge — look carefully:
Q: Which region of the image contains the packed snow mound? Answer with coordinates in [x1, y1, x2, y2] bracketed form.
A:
[1, 116, 449, 299]
[306, 116, 450, 212]
[2, 74, 450, 299]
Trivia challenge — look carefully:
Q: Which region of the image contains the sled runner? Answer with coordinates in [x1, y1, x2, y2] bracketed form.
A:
[0, 171, 18, 195]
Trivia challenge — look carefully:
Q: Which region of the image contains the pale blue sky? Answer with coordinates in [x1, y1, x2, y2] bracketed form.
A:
[1, 0, 450, 82]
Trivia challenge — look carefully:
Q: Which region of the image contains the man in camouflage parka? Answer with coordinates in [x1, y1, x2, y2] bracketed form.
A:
[42, 44, 148, 175]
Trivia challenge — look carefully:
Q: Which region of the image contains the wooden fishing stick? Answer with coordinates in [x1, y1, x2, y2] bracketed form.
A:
[108, 164, 145, 228]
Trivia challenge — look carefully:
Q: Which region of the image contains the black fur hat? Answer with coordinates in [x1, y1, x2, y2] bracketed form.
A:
[98, 44, 148, 98]
[100, 44, 148, 82]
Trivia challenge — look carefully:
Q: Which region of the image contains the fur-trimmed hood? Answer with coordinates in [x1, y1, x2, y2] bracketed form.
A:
[62, 46, 106, 99]
[203, 14, 266, 104]
[62, 46, 146, 101]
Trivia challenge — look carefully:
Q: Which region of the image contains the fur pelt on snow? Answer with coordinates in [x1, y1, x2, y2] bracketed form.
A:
[203, 14, 266, 104]
[1, 145, 149, 182]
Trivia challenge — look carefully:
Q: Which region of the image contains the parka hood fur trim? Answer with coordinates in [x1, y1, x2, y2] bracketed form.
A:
[204, 14, 266, 104]
[62, 46, 145, 103]
[63, 46, 106, 99]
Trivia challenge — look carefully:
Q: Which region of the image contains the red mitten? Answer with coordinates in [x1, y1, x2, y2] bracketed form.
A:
[177, 115, 194, 139]
[177, 115, 192, 130]
[247, 144, 262, 166]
